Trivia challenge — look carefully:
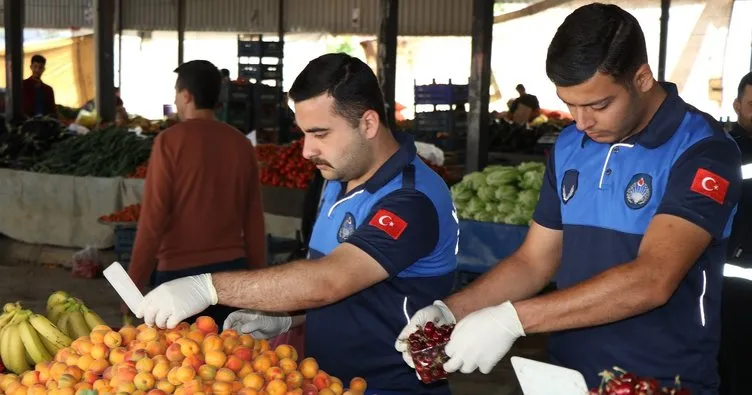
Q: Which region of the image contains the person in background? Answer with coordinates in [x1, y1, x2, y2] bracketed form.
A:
[505, 84, 540, 123]
[719, 71, 752, 395]
[219, 68, 231, 103]
[114, 87, 128, 124]
[21, 55, 57, 119]
[509, 84, 540, 113]
[126, 60, 266, 326]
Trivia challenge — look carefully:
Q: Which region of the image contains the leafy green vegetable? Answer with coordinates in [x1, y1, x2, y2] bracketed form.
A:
[453, 160, 546, 225]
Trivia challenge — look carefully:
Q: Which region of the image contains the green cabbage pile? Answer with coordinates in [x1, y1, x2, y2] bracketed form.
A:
[451, 161, 546, 225]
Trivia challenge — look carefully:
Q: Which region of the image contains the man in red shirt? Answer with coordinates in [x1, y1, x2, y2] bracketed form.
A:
[127, 60, 266, 325]
[21, 55, 56, 119]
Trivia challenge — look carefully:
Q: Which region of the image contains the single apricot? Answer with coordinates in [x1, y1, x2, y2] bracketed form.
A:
[103, 331, 123, 348]
[242, 372, 265, 390]
[349, 377, 367, 392]
[298, 357, 319, 379]
[285, 370, 304, 389]
[201, 334, 223, 354]
[214, 367, 236, 383]
[251, 354, 272, 373]
[279, 357, 297, 374]
[265, 379, 288, 395]
[195, 316, 219, 334]
[274, 344, 298, 362]
[134, 371, 156, 391]
[175, 366, 196, 384]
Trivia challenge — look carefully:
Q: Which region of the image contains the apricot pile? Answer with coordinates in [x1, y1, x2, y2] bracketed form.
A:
[0, 316, 367, 395]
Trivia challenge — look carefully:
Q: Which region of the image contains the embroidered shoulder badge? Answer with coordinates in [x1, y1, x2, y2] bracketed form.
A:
[337, 212, 357, 242]
[624, 173, 653, 209]
[561, 169, 579, 204]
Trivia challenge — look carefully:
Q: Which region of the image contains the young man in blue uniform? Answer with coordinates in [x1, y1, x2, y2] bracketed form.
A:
[719, 71, 752, 395]
[399, 4, 741, 394]
[134, 53, 458, 395]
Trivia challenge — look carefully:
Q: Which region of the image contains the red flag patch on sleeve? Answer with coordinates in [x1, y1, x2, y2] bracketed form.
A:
[690, 168, 729, 204]
[368, 209, 408, 240]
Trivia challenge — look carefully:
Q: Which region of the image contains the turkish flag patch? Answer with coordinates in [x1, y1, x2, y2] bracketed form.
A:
[690, 168, 729, 204]
[368, 209, 408, 240]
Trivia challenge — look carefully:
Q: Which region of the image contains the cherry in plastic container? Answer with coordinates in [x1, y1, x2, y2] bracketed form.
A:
[407, 321, 455, 384]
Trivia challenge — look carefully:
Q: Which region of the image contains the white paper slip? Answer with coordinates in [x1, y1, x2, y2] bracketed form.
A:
[511, 356, 589, 395]
[103, 262, 144, 315]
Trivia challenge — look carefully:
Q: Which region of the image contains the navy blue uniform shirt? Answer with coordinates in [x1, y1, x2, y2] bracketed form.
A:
[533, 83, 741, 394]
[306, 132, 458, 394]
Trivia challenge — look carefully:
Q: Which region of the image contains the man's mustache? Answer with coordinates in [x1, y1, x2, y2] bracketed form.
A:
[310, 158, 333, 167]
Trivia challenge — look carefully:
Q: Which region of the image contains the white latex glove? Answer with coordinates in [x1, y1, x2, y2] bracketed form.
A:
[443, 301, 525, 374]
[223, 310, 292, 339]
[135, 274, 217, 329]
[395, 300, 456, 368]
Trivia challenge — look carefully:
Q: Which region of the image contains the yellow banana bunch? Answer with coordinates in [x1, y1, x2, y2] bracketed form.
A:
[28, 313, 72, 355]
[0, 312, 31, 374]
[45, 291, 106, 339]
[16, 310, 52, 365]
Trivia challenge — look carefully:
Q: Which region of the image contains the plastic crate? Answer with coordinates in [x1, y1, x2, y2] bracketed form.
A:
[114, 224, 137, 263]
[414, 82, 469, 105]
[415, 111, 456, 132]
[239, 64, 283, 81]
[238, 40, 284, 58]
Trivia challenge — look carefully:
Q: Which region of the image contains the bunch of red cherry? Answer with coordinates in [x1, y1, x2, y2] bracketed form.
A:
[407, 321, 455, 384]
[589, 367, 691, 395]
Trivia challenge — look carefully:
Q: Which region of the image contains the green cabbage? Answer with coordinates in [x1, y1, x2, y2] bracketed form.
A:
[451, 160, 546, 225]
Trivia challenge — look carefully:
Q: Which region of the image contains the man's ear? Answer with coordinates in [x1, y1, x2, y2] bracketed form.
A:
[733, 98, 741, 117]
[632, 64, 655, 94]
[361, 110, 381, 139]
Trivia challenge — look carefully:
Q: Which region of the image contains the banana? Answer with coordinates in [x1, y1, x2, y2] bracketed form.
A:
[47, 302, 68, 324]
[46, 291, 70, 313]
[83, 308, 106, 330]
[66, 310, 91, 339]
[2, 302, 20, 313]
[2, 324, 31, 374]
[56, 312, 72, 337]
[28, 313, 72, 354]
[0, 309, 17, 330]
[17, 316, 52, 364]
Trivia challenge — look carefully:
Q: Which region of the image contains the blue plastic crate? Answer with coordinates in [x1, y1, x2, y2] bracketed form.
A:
[239, 64, 283, 81]
[114, 224, 136, 263]
[238, 40, 284, 58]
[414, 82, 469, 105]
[415, 111, 455, 131]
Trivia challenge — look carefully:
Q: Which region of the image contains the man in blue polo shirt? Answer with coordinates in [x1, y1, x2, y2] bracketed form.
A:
[134, 53, 458, 395]
[398, 4, 741, 394]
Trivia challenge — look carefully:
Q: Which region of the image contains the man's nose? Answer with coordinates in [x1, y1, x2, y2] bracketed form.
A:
[575, 108, 595, 131]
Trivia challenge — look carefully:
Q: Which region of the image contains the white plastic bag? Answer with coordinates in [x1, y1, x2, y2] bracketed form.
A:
[415, 141, 445, 166]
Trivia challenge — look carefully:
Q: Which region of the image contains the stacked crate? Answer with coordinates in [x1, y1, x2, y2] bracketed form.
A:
[235, 34, 288, 143]
[413, 79, 469, 150]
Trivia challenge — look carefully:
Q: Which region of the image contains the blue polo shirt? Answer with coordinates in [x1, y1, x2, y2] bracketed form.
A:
[305, 132, 458, 394]
[533, 83, 742, 394]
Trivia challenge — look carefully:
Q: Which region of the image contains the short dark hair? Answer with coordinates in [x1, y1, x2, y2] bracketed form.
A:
[174, 60, 221, 110]
[289, 53, 387, 128]
[516, 84, 525, 91]
[546, 3, 648, 87]
[31, 55, 46, 65]
[220, 68, 230, 77]
[738, 72, 752, 100]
